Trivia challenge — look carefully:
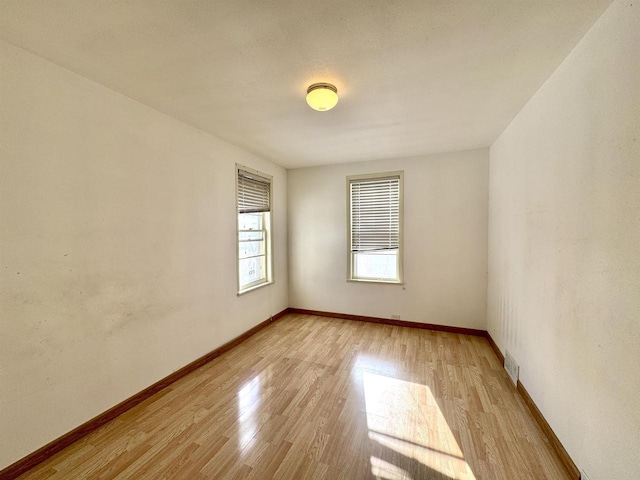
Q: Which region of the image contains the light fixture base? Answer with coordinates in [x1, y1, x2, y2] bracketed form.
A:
[306, 83, 337, 95]
[306, 83, 339, 111]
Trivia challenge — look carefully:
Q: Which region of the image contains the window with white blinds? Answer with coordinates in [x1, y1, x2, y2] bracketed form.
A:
[236, 166, 273, 293]
[348, 172, 403, 283]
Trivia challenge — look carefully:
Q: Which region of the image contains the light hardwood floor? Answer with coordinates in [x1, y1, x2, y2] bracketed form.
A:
[17, 314, 571, 479]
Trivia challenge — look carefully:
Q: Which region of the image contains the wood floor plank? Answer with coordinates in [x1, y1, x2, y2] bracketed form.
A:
[16, 313, 572, 479]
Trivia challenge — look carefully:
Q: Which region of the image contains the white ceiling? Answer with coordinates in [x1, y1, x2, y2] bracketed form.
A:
[0, 0, 612, 169]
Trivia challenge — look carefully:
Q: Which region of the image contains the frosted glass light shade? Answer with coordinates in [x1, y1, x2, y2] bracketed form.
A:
[306, 83, 338, 111]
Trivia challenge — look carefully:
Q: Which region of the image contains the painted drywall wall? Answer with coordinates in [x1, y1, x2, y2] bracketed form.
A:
[0, 40, 288, 469]
[487, 1, 640, 478]
[288, 150, 488, 329]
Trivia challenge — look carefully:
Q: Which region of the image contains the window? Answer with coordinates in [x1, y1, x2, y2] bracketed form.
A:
[236, 166, 273, 293]
[347, 171, 403, 283]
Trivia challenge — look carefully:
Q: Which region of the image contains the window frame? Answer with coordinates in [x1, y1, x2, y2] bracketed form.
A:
[346, 171, 404, 284]
[236, 164, 274, 295]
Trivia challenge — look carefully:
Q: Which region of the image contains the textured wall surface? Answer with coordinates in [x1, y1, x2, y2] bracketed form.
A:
[0, 41, 288, 469]
[487, 1, 640, 478]
[288, 150, 488, 329]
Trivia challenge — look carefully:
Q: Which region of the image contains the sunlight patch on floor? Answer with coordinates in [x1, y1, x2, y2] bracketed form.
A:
[363, 371, 476, 480]
[370, 455, 413, 480]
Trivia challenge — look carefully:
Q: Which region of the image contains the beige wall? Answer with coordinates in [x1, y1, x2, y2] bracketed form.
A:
[288, 150, 488, 329]
[0, 40, 288, 469]
[487, 1, 640, 478]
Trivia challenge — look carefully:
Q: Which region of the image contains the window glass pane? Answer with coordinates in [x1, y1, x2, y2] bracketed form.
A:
[353, 250, 398, 280]
[239, 240, 265, 259]
[238, 213, 263, 231]
[239, 255, 266, 288]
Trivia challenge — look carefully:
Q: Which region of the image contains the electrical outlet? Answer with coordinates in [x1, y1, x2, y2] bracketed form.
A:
[391, 314, 401, 320]
[580, 469, 591, 480]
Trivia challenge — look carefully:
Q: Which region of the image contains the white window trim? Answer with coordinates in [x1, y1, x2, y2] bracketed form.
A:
[346, 171, 404, 285]
[236, 164, 274, 295]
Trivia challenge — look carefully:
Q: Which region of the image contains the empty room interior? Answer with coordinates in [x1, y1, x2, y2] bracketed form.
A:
[1, 1, 638, 479]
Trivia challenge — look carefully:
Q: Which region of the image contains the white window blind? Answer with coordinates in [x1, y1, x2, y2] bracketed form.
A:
[350, 176, 400, 253]
[238, 169, 271, 213]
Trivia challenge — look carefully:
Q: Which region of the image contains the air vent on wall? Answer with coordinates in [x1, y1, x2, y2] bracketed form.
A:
[505, 350, 519, 385]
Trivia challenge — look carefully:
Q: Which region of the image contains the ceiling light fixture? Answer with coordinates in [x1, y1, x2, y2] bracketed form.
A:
[306, 83, 339, 111]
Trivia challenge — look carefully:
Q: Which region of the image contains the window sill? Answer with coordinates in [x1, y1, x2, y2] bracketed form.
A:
[237, 280, 274, 296]
[347, 278, 404, 285]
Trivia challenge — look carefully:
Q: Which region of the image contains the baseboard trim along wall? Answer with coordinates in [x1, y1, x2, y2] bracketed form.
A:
[0, 309, 289, 480]
[516, 380, 580, 479]
[2, 310, 579, 480]
[287, 307, 487, 336]
[485, 333, 580, 480]
[485, 330, 505, 364]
